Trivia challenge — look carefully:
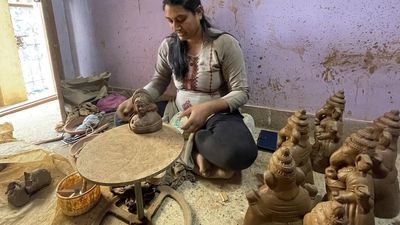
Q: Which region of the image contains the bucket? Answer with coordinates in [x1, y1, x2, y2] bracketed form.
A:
[56, 171, 101, 216]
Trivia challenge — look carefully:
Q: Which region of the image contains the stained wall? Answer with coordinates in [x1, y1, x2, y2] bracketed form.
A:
[73, 0, 399, 121]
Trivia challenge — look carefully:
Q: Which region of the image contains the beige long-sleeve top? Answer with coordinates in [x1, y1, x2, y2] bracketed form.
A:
[144, 29, 249, 112]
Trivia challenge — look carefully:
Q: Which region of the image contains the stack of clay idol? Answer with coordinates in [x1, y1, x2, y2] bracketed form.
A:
[244, 90, 400, 225]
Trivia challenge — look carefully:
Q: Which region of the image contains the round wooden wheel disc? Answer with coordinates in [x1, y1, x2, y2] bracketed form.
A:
[76, 124, 184, 186]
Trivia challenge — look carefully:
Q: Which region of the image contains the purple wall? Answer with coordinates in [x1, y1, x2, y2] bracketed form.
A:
[90, 0, 169, 89]
[89, 0, 400, 121]
[53, 0, 108, 78]
[52, 0, 76, 79]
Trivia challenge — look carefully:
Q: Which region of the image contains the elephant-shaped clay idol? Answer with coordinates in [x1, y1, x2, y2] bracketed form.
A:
[244, 146, 312, 225]
[277, 109, 314, 184]
[311, 91, 345, 173]
[303, 201, 347, 225]
[372, 110, 400, 218]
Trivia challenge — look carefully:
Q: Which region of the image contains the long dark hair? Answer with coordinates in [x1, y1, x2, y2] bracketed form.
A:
[162, 0, 221, 80]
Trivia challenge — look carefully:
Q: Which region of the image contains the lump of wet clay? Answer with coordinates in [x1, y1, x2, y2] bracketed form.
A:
[24, 168, 52, 195]
[5, 169, 51, 207]
[0, 163, 7, 172]
[5, 181, 30, 207]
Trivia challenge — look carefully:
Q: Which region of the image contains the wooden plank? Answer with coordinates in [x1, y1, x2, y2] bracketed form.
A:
[0, 95, 57, 117]
[8, 2, 34, 8]
[39, 0, 67, 122]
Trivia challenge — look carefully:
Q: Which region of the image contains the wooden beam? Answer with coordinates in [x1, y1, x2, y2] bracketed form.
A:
[0, 95, 57, 117]
[8, 3, 34, 8]
[39, 0, 67, 122]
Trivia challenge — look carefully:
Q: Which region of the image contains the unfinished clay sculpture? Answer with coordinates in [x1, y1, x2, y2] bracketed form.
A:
[311, 91, 345, 173]
[324, 166, 345, 201]
[303, 201, 347, 225]
[332, 154, 375, 225]
[5, 181, 30, 207]
[24, 168, 52, 194]
[244, 146, 312, 225]
[329, 126, 378, 171]
[277, 109, 314, 184]
[129, 89, 162, 134]
[372, 110, 400, 218]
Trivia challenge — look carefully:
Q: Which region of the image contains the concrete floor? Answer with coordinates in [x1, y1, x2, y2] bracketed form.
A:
[1, 100, 399, 225]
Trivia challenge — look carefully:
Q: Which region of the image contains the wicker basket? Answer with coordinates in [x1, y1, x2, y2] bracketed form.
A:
[63, 117, 86, 136]
[56, 171, 101, 216]
[69, 134, 99, 158]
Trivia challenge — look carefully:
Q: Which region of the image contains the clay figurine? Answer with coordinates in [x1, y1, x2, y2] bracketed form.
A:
[5, 181, 30, 207]
[333, 154, 375, 225]
[24, 168, 52, 195]
[277, 109, 314, 184]
[311, 91, 345, 173]
[329, 126, 378, 171]
[129, 89, 162, 134]
[303, 201, 347, 225]
[324, 166, 345, 201]
[372, 110, 400, 218]
[244, 146, 312, 225]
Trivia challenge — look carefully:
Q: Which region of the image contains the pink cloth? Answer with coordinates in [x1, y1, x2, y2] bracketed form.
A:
[96, 93, 127, 112]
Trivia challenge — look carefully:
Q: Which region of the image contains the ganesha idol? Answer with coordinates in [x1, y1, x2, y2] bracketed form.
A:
[244, 146, 312, 225]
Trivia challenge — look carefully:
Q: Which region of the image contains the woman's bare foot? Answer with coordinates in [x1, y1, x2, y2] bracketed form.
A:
[208, 167, 235, 179]
[193, 152, 212, 177]
[192, 152, 235, 179]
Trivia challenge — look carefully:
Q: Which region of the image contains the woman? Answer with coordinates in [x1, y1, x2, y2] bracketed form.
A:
[117, 0, 257, 179]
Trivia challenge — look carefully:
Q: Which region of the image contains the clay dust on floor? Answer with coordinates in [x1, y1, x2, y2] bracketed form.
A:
[1, 100, 399, 225]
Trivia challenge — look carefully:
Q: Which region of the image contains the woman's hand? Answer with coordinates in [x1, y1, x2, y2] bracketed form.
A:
[180, 99, 229, 133]
[116, 97, 134, 121]
[179, 103, 212, 133]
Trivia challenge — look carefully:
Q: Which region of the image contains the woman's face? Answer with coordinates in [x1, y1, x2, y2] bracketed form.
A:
[164, 4, 202, 41]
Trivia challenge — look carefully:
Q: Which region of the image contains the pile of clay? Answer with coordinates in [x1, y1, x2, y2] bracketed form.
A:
[5, 168, 52, 207]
